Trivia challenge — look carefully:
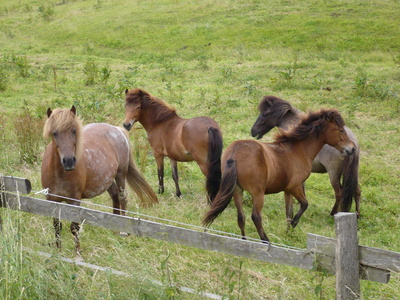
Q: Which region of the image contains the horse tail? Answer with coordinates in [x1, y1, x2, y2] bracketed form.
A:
[203, 159, 237, 227]
[341, 147, 360, 212]
[126, 152, 159, 207]
[206, 127, 223, 203]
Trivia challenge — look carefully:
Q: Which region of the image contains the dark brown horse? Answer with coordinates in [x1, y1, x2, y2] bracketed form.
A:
[204, 109, 355, 242]
[123, 88, 223, 203]
[41, 106, 158, 256]
[250, 96, 361, 217]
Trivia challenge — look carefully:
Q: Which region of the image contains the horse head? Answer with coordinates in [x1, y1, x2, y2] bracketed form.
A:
[251, 96, 294, 139]
[123, 88, 146, 131]
[44, 106, 81, 171]
[323, 110, 355, 156]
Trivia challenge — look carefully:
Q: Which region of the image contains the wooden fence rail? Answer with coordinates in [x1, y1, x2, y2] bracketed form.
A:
[1, 176, 399, 299]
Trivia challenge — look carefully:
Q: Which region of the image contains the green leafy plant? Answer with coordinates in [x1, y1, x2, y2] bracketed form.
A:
[83, 59, 98, 86]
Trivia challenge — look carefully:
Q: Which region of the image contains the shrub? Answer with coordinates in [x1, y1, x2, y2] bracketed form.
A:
[13, 104, 45, 165]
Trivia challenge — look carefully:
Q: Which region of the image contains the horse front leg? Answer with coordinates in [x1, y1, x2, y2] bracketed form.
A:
[290, 184, 309, 228]
[70, 222, 82, 259]
[53, 217, 62, 250]
[170, 158, 181, 197]
[155, 155, 165, 194]
[284, 191, 294, 230]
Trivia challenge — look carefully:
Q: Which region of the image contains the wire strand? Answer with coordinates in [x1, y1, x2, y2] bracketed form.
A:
[32, 189, 304, 250]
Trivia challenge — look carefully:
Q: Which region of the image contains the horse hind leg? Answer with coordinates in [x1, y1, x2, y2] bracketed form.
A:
[355, 184, 361, 218]
[329, 176, 342, 216]
[233, 187, 246, 239]
[250, 193, 269, 243]
[108, 180, 129, 236]
[107, 182, 122, 215]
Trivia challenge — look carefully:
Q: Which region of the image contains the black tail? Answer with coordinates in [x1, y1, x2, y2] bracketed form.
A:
[341, 147, 360, 212]
[203, 159, 236, 227]
[206, 127, 223, 203]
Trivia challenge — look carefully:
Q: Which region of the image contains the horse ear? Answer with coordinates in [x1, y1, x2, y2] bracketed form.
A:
[125, 89, 129, 95]
[327, 111, 335, 122]
[47, 108, 52, 118]
[71, 105, 76, 115]
[138, 89, 144, 98]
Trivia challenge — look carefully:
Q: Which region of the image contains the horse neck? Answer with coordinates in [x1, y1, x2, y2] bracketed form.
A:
[139, 105, 177, 131]
[290, 134, 327, 164]
[278, 108, 303, 130]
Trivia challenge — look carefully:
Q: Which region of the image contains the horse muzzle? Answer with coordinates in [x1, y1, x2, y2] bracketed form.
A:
[250, 129, 263, 140]
[342, 145, 355, 157]
[123, 122, 133, 131]
[62, 156, 76, 171]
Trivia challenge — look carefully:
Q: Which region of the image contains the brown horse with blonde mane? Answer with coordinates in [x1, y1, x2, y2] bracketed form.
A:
[250, 96, 361, 217]
[203, 109, 355, 242]
[41, 106, 158, 256]
[123, 88, 223, 203]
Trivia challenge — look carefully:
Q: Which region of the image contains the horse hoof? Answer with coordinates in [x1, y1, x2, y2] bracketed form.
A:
[119, 231, 129, 237]
[75, 254, 84, 262]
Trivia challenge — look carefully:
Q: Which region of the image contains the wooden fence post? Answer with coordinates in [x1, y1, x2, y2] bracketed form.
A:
[335, 212, 360, 299]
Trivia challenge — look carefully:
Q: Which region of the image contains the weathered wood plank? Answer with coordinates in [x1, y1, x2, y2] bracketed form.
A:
[2, 192, 315, 271]
[334, 213, 360, 299]
[307, 232, 399, 273]
[0, 175, 32, 194]
[307, 234, 391, 284]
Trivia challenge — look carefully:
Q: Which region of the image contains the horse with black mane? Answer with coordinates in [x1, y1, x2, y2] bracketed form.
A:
[123, 88, 223, 203]
[41, 106, 158, 256]
[204, 109, 355, 242]
[251, 96, 361, 217]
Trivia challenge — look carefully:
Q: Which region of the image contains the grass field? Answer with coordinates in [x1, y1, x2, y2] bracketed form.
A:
[1, 0, 399, 299]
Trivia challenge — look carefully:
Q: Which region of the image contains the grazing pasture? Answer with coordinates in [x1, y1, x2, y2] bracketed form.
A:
[0, 0, 399, 299]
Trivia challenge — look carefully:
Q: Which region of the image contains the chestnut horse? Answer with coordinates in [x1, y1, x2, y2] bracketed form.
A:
[203, 109, 355, 242]
[41, 106, 158, 256]
[250, 96, 361, 217]
[123, 88, 223, 203]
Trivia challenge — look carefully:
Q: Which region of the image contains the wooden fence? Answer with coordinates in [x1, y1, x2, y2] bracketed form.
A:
[1, 175, 399, 299]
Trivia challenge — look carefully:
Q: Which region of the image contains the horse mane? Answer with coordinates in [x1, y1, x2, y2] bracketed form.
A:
[126, 88, 177, 123]
[259, 95, 295, 121]
[274, 108, 345, 144]
[43, 108, 84, 159]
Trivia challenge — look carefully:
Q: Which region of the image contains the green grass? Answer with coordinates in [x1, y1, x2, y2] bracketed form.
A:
[1, 0, 399, 299]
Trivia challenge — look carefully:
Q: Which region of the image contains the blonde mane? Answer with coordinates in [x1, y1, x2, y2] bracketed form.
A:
[43, 108, 84, 159]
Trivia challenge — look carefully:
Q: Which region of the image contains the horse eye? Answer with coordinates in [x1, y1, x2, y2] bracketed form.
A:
[137, 106, 141, 110]
[72, 129, 77, 135]
[52, 132, 58, 137]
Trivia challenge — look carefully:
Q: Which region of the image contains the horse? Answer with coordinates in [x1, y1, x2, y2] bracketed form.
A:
[41, 106, 158, 256]
[250, 96, 361, 217]
[123, 88, 223, 203]
[203, 109, 355, 242]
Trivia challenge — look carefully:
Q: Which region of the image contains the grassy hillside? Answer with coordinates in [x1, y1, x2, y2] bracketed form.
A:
[1, 0, 399, 299]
